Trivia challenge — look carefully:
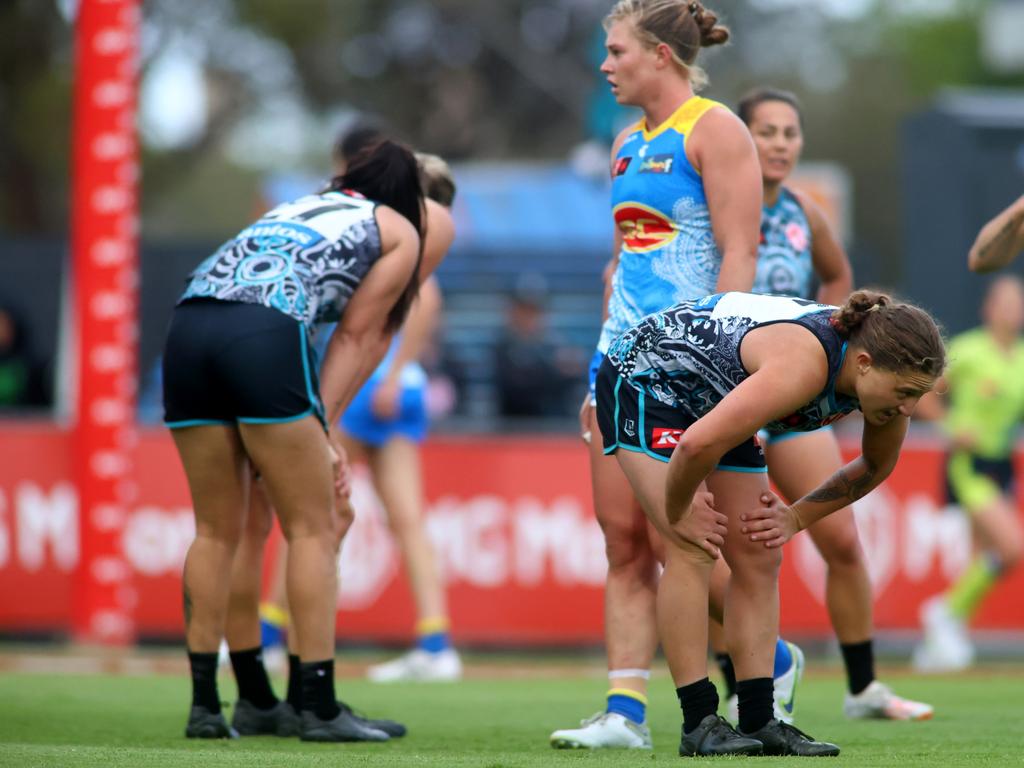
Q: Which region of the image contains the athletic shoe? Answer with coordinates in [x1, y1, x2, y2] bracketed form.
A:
[679, 714, 763, 757]
[773, 641, 804, 724]
[338, 701, 407, 738]
[216, 638, 230, 669]
[185, 705, 239, 739]
[912, 597, 974, 673]
[261, 644, 289, 676]
[231, 699, 294, 736]
[726, 694, 739, 724]
[549, 712, 652, 749]
[723, 643, 803, 726]
[740, 718, 840, 756]
[299, 708, 390, 742]
[843, 681, 934, 721]
[243, 700, 406, 738]
[367, 648, 462, 682]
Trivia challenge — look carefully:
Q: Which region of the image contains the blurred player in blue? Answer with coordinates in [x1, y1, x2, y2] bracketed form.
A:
[337, 149, 461, 683]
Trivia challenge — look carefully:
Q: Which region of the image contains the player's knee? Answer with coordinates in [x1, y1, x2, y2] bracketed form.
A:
[727, 544, 782, 582]
[243, 505, 274, 541]
[604, 527, 656, 572]
[818, 530, 865, 572]
[195, 514, 244, 547]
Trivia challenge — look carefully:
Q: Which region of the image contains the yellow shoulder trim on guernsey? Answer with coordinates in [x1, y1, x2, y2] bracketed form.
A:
[640, 95, 726, 143]
[607, 688, 649, 705]
[673, 96, 727, 136]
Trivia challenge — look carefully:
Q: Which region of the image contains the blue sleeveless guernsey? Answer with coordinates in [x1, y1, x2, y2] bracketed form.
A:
[753, 187, 813, 299]
[597, 96, 726, 355]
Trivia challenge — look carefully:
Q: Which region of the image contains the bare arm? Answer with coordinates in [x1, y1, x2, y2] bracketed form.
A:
[418, 199, 455, 283]
[665, 325, 827, 524]
[796, 190, 853, 306]
[380, 276, 442, 381]
[319, 207, 420, 424]
[688, 108, 762, 293]
[602, 128, 631, 322]
[968, 194, 1024, 273]
[789, 414, 906, 528]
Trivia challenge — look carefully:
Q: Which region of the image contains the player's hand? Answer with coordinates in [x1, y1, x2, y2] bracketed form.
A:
[370, 379, 401, 420]
[327, 428, 352, 499]
[578, 392, 593, 445]
[672, 491, 728, 558]
[740, 491, 802, 548]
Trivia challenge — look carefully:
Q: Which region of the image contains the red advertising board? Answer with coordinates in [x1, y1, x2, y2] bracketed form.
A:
[0, 426, 1020, 642]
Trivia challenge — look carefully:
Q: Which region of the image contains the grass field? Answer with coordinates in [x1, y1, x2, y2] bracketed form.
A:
[0, 654, 1020, 767]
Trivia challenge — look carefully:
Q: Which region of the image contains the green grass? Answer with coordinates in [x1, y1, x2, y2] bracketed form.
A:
[0, 662, 1019, 767]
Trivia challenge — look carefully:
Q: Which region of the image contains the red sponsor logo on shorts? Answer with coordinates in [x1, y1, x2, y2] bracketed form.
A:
[652, 427, 686, 448]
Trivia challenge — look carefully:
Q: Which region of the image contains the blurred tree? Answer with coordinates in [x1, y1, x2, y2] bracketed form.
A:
[0, 1, 73, 234]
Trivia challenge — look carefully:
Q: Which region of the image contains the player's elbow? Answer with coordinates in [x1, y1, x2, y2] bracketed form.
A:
[674, 432, 722, 468]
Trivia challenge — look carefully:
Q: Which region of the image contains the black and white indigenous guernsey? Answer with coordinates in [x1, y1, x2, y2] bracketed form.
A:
[606, 292, 859, 436]
[179, 190, 381, 327]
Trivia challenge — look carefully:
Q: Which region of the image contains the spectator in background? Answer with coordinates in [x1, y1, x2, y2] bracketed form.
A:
[0, 304, 46, 410]
[494, 276, 582, 419]
[967, 194, 1024, 273]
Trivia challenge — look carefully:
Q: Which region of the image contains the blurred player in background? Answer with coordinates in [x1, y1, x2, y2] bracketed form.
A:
[551, 0, 791, 752]
[165, 140, 431, 741]
[913, 276, 1024, 671]
[597, 289, 944, 755]
[705, 87, 932, 722]
[967, 194, 1024, 273]
[339, 147, 461, 684]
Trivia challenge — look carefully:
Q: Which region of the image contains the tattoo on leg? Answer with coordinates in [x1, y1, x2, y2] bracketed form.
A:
[806, 465, 877, 503]
[183, 586, 193, 629]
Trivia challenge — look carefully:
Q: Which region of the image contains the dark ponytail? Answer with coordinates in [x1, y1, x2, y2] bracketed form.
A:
[327, 139, 425, 332]
[832, 290, 946, 378]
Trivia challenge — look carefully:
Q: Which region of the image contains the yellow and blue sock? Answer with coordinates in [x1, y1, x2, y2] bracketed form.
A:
[259, 602, 288, 649]
[772, 637, 792, 678]
[606, 688, 647, 725]
[416, 617, 451, 654]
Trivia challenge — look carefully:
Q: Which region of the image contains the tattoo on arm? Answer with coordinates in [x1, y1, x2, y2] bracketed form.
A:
[183, 586, 193, 630]
[805, 464, 877, 503]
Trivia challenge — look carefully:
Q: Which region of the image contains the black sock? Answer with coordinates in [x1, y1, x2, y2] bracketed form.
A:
[840, 639, 875, 695]
[736, 677, 774, 734]
[714, 653, 737, 699]
[228, 646, 279, 709]
[300, 659, 341, 721]
[188, 651, 221, 713]
[287, 653, 302, 711]
[677, 677, 720, 734]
